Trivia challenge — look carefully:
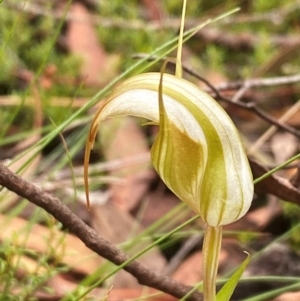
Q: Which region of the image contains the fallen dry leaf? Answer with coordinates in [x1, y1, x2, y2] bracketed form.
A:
[134, 191, 180, 228]
[246, 196, 282, 229]
[172, 251, 203, 285]
[142, 0, 165, 21]
[272, 290, 300, 301]
[271, 132, 299, 164]
[66, 2, 119, 86]
[99, 117, 155, 212]
[0, 214, 102, 275]
[46, 274, 78, 296]
[91, 203, 166, 288]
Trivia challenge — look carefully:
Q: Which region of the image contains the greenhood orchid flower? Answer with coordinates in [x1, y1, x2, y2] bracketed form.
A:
[84, 3, 253, 300]
[84, 72, 253, 227]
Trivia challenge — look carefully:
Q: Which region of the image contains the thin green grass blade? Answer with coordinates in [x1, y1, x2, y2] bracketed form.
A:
[216, 253, 250, 301]
[254, 152, 300, 185]
[242, 282, 300, 301]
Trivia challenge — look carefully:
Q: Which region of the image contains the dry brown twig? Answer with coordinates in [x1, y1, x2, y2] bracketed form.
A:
[209, 74, 300, 91]
[133, 54, 300, 139]
[250, 160, 300, 206]
[0, 162, 203, 301]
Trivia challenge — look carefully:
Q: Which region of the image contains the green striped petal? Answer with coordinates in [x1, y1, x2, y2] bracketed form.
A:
[85, 72, 253, 226]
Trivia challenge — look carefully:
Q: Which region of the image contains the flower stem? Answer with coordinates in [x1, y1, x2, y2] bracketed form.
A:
[202, 225, 223, 301]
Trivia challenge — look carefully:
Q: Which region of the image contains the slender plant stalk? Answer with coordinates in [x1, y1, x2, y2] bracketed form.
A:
[175, 0, 186, 78]
[202, 225, 223, 301]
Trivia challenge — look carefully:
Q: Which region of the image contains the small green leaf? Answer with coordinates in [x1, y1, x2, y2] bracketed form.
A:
[216, 252, 250, 301]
